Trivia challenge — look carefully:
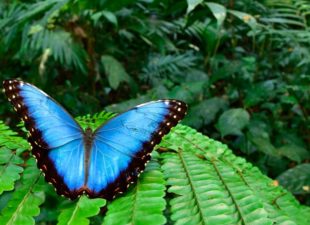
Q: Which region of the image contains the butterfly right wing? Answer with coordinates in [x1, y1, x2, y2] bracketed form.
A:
[85, 100, 187, 199]
[3, 79, 85, 199]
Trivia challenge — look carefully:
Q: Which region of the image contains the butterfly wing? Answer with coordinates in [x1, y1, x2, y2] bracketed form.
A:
[85, 100, 187, 199]
[3, 79, 85, 199]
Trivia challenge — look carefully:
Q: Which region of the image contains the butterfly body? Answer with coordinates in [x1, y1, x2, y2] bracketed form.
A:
[3, 79, 187, 200]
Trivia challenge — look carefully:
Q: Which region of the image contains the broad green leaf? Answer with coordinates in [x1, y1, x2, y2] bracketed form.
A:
[91, 10, 118, 26]
[228, 10, 257, 30]
[168, 81, 207, 104]
[186, 0, 203, 14]
[57, 196, 106, 225]
[101, 55, 132, 90]
[277, 145, 310, 163]
[216, 108, 250, 137]
[249, 136, 278, 156]
[277, 164, 310, 195]
[183, 97, 228, 129]
[244, 80, 277, 107]
[205, 2, 227, 27]
[100, 11, 117, 26]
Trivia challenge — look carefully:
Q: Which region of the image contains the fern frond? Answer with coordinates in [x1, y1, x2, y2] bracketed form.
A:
[103, 152, 166, 225]
[0, 121, 29, 151]
[20, 28, 87, 74]
[76, 111, 116, 130]
[141, 52, 199, 84]
[15, 0, 65, 24]
[262, 0, 310, 28]
[159, 125, 309, 225]
[0, 118, 309, 224]
[0, 147, 23, 195]
[162, 151, 235, 224]
[0, 121, 29, 194]
[0, 159, 45, 225]
[161, 150, 272, 225]
[57, 196, 106, 225]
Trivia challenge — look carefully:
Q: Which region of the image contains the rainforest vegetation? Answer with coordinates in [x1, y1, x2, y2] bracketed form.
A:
[0, 0, 309, 224]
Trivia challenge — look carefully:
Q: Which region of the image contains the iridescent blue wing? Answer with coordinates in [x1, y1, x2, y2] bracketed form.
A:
[3, 79, 85, 199]
[85, 100, 187, 199]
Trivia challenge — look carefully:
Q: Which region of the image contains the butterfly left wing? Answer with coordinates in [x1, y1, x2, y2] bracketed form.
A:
[3, 79, 86, 199]
[3, 80, 83, 148]
[84, 100, 187, 199]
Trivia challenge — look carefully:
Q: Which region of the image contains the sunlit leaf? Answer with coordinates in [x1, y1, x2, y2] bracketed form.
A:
[205, 2, 227, 27]
[91, 10, 118, 26]
[228, 10, 257, 30]
[186, 0, 203, 14]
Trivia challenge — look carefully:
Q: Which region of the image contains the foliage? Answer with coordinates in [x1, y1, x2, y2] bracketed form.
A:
[0, 0, 309, 213]
[0, 113, 309, 225]
[103, 153, 166, 225]
[57, 196, 106, 225]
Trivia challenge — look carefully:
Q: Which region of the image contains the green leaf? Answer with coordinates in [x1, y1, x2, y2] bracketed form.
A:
[0, 122, 29, 195]
[249, 136, 278, 156]
[22, 29, 88, 74]
[186, 0, 203, 14]
[244, 81, 277, 107]
[205, 2, 227, 27]
[277, 145, 310, 163]
[183, 97, 228, 129]
[57, 196, 106, 225]
[0, 159, 45, 225]
[103, 154, 166, 225]
[168, 81, 207, 104]
[76, 111, 115, 131]
[277, 164, 310, 195]
[0, 121, 29, 151]
[228, 10, 257, 30]
[160, 125, 309, 224]
[101, 55, 132, 90]
[216, 108, 250, 137]
[91, 10, 118, 26]
[0, 148, 23, 195]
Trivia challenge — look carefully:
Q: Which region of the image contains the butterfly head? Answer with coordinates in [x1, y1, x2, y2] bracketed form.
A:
[85, 127, 93, 134]
[85, 127, 94, 137]
[84, 127, 94, 144]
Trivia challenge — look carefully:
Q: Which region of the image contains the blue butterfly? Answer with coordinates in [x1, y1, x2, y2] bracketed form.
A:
[3, 79, 187, 200]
